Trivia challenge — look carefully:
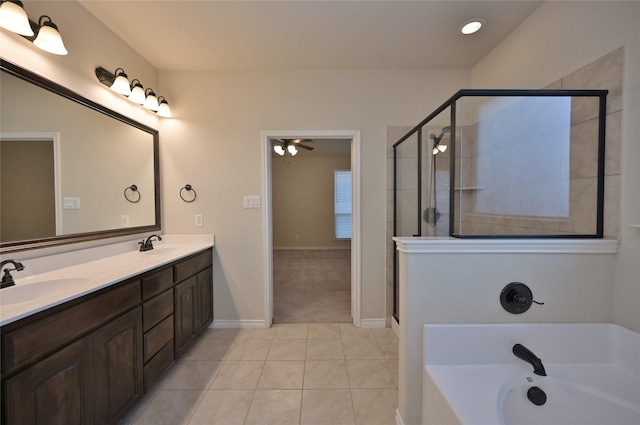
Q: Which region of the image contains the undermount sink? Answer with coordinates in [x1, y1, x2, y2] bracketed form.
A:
[141, 247, 181, 257]
[0, 278, 91, 305]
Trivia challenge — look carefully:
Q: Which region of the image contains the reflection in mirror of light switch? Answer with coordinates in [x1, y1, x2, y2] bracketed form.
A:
[63, 197, 80, 209]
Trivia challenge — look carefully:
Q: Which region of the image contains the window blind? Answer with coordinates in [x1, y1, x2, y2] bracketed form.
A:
[334, 170, 352, 239]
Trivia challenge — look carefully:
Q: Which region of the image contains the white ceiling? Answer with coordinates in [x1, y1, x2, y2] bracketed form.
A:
[79, 0, 542, 71]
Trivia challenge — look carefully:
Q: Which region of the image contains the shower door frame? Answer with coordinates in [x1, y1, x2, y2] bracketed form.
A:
[392, 88, 608, 322]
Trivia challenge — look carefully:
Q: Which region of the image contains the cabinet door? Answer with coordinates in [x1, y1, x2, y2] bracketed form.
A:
[174, 276, 198, 358]
[4, 337, 93, 425]
[92, 307, 143, 425]
[197, 267, 213, 330]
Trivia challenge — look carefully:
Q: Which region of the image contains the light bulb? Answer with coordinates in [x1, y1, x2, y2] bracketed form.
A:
[0, 0, 33, 36]
[157, 97, 172, 118]
[274, 145, 285, 156]
[33, 16, 67, 55]
[287, 145, 298, 156]
[128, 80, 146, 104]
[110, 68, 131, 95]
[143, 89, 159, 111]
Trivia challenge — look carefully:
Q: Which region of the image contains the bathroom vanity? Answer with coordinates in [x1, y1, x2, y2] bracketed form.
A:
[0, 246, 213, 425]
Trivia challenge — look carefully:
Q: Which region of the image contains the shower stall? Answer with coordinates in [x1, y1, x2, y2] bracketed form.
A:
[392, 89, 608, 321]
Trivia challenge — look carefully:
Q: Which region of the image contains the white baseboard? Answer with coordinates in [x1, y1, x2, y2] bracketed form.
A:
[273, 246, 351, 250]
[211, 319, 267, 328]
[395, 409, 405, 425]
[391, 316, 399, 338]
[359, 318, 387, 328]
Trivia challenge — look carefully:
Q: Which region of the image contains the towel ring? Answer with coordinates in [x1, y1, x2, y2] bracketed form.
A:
[124, 184, 141, 203]
[180, 184, 197, 203]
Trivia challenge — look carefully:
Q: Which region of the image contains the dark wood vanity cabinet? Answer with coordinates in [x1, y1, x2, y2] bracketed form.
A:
[1, 248, 214, 425]
[174, 251, 214, 358]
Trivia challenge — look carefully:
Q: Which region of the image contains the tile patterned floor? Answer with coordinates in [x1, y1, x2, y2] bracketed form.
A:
[123, 323, 399, 425]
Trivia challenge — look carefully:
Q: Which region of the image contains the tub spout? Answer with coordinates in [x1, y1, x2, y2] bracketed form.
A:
[513, 344, 546, 376]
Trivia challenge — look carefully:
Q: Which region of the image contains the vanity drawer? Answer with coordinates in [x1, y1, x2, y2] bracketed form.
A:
[142, 267, 173, 300]
[143, 340, 174, 392]
[174, 250, 212, 282]
[144, 315, 174, 363]
[2, 280, 141, 376]
[143, 289, 173, 332]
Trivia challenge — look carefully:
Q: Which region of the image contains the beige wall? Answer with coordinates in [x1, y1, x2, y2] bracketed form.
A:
[0, 1, 159, 131]
[159, 68, 469, 323]
[470, 1, 640, 333]
[272, 155, 351, 249]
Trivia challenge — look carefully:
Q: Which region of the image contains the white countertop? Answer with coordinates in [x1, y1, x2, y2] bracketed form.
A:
[0, 238, 213, 326]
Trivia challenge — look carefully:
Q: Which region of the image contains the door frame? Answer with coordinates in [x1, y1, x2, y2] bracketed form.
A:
[1, 132, 62, 235]
[261, 130, 362, 327]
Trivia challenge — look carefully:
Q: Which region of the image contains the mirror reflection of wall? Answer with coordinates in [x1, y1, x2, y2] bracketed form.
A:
[0, 138, 56, 240]
[0, 66, 157, 246]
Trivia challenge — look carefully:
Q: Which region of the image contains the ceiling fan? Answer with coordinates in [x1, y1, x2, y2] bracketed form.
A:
[272, 138, 314, 156]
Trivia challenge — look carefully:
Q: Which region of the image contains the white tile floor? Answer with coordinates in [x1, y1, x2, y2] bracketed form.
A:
[123, 323, 399, 425]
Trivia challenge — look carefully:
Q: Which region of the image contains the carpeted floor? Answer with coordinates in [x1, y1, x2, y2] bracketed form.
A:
[273, 249, 352, 323]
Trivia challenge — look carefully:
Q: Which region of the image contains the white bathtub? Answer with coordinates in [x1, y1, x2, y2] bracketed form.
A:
[422, 324, 640, 425]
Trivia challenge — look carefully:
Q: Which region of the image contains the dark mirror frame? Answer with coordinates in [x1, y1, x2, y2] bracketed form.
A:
[0, 59, 161, 253]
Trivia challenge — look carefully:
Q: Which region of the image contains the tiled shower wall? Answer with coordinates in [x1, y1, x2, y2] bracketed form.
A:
[457, 48, 622, 237]
[386, 47, 623, 319]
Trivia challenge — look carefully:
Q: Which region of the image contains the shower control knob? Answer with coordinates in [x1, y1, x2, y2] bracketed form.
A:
[500, 282, 544, 314]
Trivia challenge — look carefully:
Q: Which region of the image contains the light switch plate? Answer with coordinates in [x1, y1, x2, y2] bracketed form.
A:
[244, 196, 261, 209]
[63, 197, 80, 209]
[195, 214, 203, 227]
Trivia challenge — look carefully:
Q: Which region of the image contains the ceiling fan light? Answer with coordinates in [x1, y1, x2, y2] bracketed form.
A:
[438, 144, 447, 153]
[33, 16, 67, 55]
[110, 68, 131, 95]
[287, 145, 298, 156]
[274, 145, 285, 156]
[432, 147, 439, 155]
[128, 80, 146, 104]
[0, 0, 33, 36]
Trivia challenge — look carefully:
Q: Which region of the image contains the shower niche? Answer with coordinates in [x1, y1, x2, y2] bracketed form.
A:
[393, 89, 608, 240]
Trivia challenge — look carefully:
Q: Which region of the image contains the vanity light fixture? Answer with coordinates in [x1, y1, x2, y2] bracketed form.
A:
[0, 1, 67, 55]
[95, 66, 172, 117]
[32, 15, 67, 55]
[128, 79, 146, 104]
[157, 97, 172, 117]
[143, 88, 159, 111]
[0, 0, 33, 36]
[110, 68, 131, 95]
[459, 18, 486, 35]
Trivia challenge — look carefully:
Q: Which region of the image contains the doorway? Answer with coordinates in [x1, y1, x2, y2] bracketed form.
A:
[261, 130, 362, 327]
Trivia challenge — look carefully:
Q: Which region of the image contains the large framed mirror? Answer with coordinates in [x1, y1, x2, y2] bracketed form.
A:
[0, 59, 160, 253]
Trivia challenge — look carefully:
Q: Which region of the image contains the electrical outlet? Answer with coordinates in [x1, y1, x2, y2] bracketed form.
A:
[195, 214, 203, 227]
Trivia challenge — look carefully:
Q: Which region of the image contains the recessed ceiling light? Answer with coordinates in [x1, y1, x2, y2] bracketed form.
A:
[459, 18, 486, 35]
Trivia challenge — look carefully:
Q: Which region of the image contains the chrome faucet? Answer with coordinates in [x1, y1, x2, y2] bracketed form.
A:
[513, 343, 547, 376]
[139, 234, 162, 252]
[1, 259, 25, 289]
